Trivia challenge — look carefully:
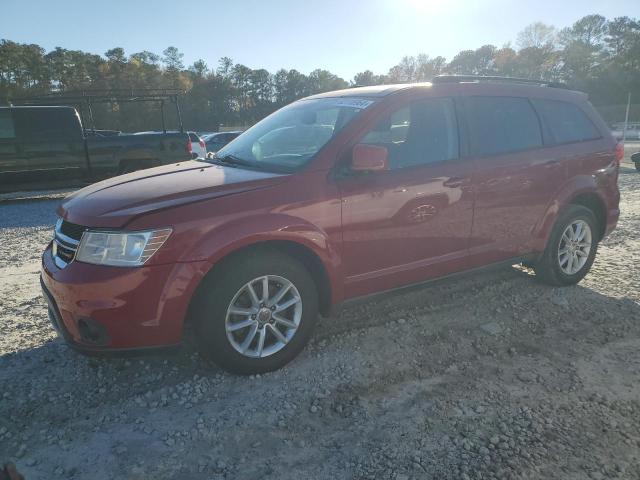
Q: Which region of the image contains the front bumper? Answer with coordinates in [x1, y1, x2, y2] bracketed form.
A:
[41, 242, 208, 352]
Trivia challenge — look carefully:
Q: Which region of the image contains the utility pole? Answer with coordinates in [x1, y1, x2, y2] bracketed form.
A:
[622, 92, 631, 144]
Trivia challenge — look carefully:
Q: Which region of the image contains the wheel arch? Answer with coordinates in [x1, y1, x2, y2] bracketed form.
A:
[568, 192, 607, 240]
[187, 238, 336, 324]
[533, 175, 608, 251]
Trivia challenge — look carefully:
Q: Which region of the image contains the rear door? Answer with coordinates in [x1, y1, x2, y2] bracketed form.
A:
[461, 95, 565, 266]
[13, 107, 86, 182]
[339, 96, 475, 298]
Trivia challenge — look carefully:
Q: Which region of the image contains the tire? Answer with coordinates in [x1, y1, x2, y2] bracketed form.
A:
[534, 205, 599, 286]
[193, 249, 319, 375]
[635, 162, 639, 172]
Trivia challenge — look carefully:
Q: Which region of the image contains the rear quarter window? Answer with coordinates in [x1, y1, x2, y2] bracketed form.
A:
[462, 96, 542, 157]
[531, 98, 600, 144]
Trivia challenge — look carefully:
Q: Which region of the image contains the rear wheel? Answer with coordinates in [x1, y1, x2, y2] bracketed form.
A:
[534, 205, 598, 286]
[193, 250, 318, 374]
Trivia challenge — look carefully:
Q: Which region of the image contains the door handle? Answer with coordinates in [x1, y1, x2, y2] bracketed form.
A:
[443, 176, 465, 188]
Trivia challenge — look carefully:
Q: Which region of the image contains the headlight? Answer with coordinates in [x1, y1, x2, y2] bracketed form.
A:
[76, 229, 172, 267]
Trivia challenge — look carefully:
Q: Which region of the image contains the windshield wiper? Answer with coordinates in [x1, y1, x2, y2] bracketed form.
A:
[214, 154, 254, 167]
[207, 153, 291, 174]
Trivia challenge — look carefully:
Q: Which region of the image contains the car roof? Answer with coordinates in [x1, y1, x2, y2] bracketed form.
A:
[304, 84, 418, 100]
[303, 78, 587, 102]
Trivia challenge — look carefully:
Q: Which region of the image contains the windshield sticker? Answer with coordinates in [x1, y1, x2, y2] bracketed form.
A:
[331, 98, 374, 109]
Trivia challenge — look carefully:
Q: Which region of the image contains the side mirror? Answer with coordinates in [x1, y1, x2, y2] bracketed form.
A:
[351, 144, 389, 172]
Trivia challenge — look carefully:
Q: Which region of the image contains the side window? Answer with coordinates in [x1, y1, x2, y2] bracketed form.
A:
[531, 98, 600, 144]
[362, 106, 410, 147]
[0, 110, 15, 139]
[13, 108, 81, 141]
[463, 96, 542, 156]
[361, 98, 458, 169]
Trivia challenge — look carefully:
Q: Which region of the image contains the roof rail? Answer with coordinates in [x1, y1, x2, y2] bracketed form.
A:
[432, 75, 568, 89]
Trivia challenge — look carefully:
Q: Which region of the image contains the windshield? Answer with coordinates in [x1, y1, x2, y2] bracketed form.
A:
[213, 97, 374, 172]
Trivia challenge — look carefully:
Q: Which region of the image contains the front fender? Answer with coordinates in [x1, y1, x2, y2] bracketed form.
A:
[180, 213, 344, 303]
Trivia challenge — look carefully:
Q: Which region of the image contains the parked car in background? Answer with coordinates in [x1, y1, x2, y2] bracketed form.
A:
[133, 130, 207, 158]
[632, 151, 640, 171]
[611, 122, 640, 141]
[197, 131, 217, 138]
[188, 132, 207, 158]
[41, 76, 621, 375]
[0, 106, 192, 192]
[202, 131, 242, 153]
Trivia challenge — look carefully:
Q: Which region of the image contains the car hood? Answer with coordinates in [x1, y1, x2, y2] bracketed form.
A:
[58, 161, 286, 228]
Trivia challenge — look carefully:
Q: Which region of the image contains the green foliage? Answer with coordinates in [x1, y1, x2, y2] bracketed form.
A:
[0, 14, 638, 130]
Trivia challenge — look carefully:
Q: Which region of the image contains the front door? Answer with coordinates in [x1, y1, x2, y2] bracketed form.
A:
[338, 97, 474, 299]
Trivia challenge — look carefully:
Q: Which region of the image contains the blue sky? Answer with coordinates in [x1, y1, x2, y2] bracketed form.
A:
[1, 0, 637, 80]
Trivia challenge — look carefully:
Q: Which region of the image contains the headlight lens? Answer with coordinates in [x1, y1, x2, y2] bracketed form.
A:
[76, 229, 172, 267]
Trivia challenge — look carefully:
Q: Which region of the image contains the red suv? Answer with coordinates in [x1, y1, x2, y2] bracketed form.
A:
[41, 76, 621, 374]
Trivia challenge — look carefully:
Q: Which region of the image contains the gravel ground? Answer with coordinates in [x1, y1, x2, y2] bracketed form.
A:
[1, 161, 639, 479]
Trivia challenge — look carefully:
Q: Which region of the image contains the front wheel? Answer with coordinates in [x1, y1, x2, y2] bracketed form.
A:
[534, 205, 599, 286]
[193, 250, 318, 374]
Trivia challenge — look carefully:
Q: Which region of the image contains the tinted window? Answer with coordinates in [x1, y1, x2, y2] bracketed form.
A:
[13, 108, 80, 141]
[463, 96, 542, 156]
[361, 98, 458, 169]
[0, 110, 15, 139]
[532, 99, 600, 144]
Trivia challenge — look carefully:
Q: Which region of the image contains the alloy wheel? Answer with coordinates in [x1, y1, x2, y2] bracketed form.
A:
[557, 220, 592, 275]
[225, 275, 302, 358]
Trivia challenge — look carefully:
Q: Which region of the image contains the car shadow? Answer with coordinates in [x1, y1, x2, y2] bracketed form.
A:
[2, 261, 637, 383]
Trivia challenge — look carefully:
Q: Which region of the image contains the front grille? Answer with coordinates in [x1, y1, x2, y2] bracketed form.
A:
[56, 243, 76, 263]
[59, 221, 86, 242]
[53, 219, 86, 268]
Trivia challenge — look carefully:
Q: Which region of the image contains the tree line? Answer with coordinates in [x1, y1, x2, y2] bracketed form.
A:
[0, 14, 638, 132]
